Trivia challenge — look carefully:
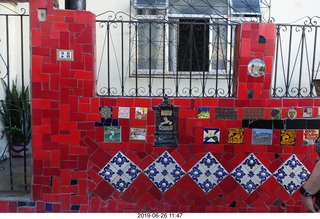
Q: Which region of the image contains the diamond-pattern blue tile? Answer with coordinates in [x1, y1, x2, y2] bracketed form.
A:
[97, 150, 311, 196]
[98, 152, 142, 193]
[144, 151, 186, 193]
[273, 154, 310, 195]
[230, 153, 271, 194]
[188, 152, 228, 193]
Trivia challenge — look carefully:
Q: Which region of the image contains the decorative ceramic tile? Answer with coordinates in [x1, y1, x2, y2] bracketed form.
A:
[144, 151, 186, 193]
[270, 108, 282, 120]
[243, 108, 265, 119]
[228, 128, 244, 144]
[302, 107, 313, 118]
[188, 152, 228, 193]
[273, 154, 310, 195]
[104, 126, 121, 142]
[215, 107, 238, 120]
[130, 127, 147, 141]
[118, 107, 130, 119]
[135, 107, 148, 120]
[280, 130, 296, 146]
[203, 128, 220, 144]
[198, 107, 210, 119]
[100, 106, 112, 120]
[98, 152, 142, 193]
[251, 129, 272, 145]
[230, 153, 271, 194]
[303, 129, 319, 145]
[287, 107, 297, 119]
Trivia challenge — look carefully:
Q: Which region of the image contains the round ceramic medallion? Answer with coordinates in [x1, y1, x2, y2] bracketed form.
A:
[287, 107, 297, 119]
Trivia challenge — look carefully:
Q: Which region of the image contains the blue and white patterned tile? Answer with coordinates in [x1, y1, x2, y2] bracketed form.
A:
[273, 154, 310, 195]
[188, 152, 228, 193]
[230, 153, 271, 194]
[98, 151, 142, 193]
[144, 151, 185, 193]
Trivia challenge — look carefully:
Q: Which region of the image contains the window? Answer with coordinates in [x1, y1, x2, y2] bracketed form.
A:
[130, 0, 261, 77]
[230, 0, 261, 16]
[132, 0, 169, 9]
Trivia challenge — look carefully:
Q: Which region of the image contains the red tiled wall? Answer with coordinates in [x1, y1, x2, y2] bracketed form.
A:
[0, 0, 319, 213]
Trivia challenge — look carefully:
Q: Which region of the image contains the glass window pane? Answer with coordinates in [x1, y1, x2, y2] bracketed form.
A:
[133, 0, 169, 9]
[230, 0, 261, 15]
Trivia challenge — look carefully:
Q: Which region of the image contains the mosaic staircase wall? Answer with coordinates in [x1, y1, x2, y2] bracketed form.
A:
[1, 0, 320, 213]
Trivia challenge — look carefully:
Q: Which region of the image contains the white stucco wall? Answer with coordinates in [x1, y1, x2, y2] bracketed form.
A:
[0, 2, 30, 159]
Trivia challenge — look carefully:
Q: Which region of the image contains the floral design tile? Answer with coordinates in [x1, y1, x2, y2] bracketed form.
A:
[144, 151, 185, 193]
[188, 152, 228, 193]
[100, 106, 112, 120]
[230, 153, 271, 194]
[98, 152, 142, 193]
[273, 154, 310, 195]
[203, 128, 220, 144]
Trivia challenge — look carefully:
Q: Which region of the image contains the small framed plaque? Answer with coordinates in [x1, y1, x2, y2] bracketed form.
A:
[57, 49, 74, 61]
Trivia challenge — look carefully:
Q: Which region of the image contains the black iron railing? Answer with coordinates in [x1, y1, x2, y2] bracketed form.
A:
[95, 13, 320, 98]
[96, 13, 238, 97]
[271, 17, 320, 98]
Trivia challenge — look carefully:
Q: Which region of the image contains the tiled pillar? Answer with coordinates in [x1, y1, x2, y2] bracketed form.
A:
[233, 23, 276, 99]
[30, 0, 96, 203]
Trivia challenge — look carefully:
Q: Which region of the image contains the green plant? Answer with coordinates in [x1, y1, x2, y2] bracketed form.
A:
[0, 78, 31, 146]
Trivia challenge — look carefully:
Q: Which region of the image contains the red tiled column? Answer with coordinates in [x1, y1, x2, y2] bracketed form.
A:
[233, 23, 276, 99]
[30, 0, 96, 205]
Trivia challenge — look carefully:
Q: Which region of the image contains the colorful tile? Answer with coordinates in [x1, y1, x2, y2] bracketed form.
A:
[104, 126, 121, 142]
[135, 107, 148, 120]
[215, 107, 238, 120]
[118, 107, 130, 119]
[251, 129, 272, 145]
[228, 128, 244, 144]
[144, 151, 186, 193]
[303, 129, 319, 146]
[302, 107, 313, 118]
[198, 107, 210, 119]
[280, 130, 296, 146]
[243, 108, 265, 119]
[130, 127, 147, 141]
[287, 107, 297, 119]
[203, 128, 220, 144]
[98, 152, 142, 193]
[188, 152, 228, 193]
[100, 106, 112, 120]
[273, 154, 310, 195]
[270, 108, 281, 120]
[230, 153, 271, 194]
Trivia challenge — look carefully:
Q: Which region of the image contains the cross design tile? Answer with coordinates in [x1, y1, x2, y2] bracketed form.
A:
[98, 152, 142, 193]
[144, 151, 185, 193]
[273, 154, 310, 195]
[188, 152, 228, 193]
[230, 153, 271, 194]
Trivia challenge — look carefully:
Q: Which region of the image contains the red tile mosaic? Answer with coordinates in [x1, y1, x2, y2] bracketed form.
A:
[8, 5, 312, 213]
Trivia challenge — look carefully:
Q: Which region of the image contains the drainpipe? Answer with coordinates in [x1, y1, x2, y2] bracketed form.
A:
[65, 0, 86, 10]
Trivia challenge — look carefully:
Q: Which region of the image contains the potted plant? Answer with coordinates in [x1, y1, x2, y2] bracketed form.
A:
[0, 78, 31, 156]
